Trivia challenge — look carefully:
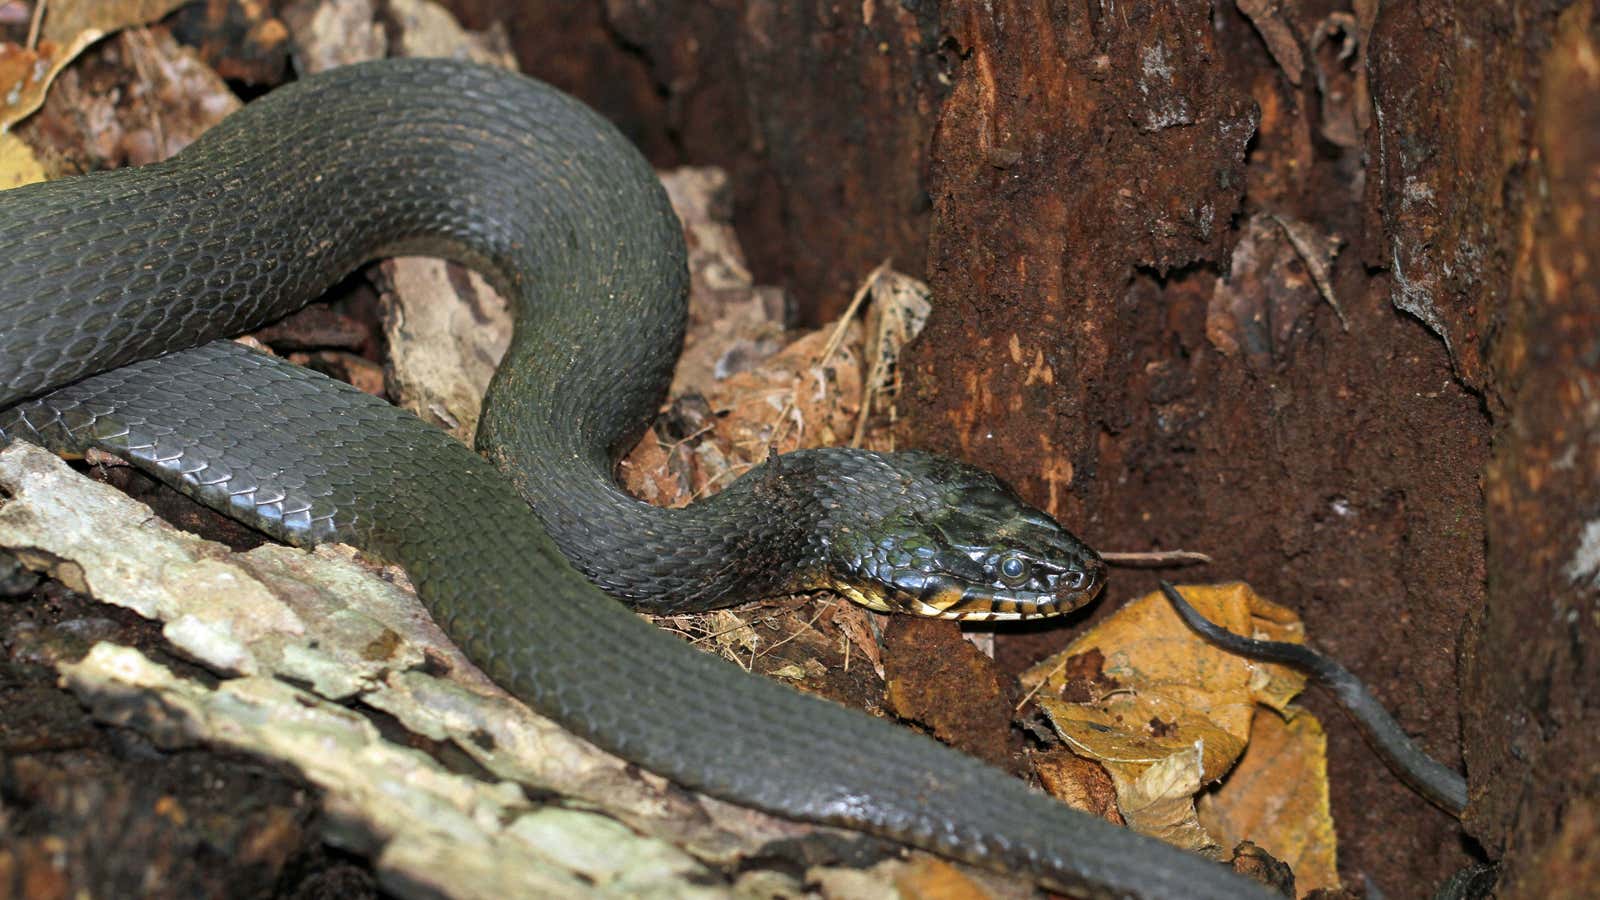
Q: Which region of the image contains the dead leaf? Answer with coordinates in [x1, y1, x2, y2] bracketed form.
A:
[1201, 710, 1341, 893]
[281, 0, 384, 74]
[0, 40, 73, 132]
[37, 0, 193, 44]
[622, 318, 869, 505]
[724, 324, 866, 458]
[1033, 748, 1124, 824]
[1310, 10, 1375, 149]
[828, 601, 885, 679]
[18, 29, 241, 171]
[1205, 213, 1345, 369]
[385, 0, 514, 68]
[891, 857, 995, 900]
[1036, 694, 1245, 785]
[1236, 0, 1304, 86]
[0, 0, 193, 132]
[1023, 582, 1308, 737]
[702, 609, 763, 658]
[1114, 742, 1220, 857]
[1022, 583, 1318, 859]
[617, 429, 683, 507]
[0, 130, 45, 186]
[1273, 214, 1347, 329]
[854, 268, 932, 449]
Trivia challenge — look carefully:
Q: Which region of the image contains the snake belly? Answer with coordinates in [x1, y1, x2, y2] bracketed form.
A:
[0, 59, 1273, 899]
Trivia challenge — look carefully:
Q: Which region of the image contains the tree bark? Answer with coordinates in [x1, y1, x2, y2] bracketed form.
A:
[450, 0, 944, 321]
[450, 1, 1600, 895]
[906, 1, 1479, 892]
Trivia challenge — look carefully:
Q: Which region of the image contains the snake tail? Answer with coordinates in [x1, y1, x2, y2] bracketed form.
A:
[1158, 581, 1468, 816]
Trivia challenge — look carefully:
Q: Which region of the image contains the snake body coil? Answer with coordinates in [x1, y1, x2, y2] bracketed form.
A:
[0, 60, 1273, 898]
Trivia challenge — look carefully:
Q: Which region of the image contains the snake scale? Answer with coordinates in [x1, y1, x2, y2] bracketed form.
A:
[0, 60, 1279, 898]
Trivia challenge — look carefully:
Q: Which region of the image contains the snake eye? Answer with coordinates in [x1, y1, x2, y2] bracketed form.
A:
[998, 554, 1031, 586]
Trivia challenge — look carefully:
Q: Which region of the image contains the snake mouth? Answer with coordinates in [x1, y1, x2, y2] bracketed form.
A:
[830, 566, 1104, 622]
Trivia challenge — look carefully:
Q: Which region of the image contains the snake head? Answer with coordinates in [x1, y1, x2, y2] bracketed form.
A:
[814, 451, 1105, 621]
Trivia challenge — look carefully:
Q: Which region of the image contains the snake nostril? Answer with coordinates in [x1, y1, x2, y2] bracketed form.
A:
[1056, 560, 1104, 601]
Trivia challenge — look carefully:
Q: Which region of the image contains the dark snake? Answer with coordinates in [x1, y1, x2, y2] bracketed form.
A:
[0, 58, 1295, 898]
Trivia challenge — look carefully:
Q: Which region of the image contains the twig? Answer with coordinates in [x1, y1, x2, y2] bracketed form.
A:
[752, 600, 834, 664]
[757, 261, 890, 460]
[818, 259, 889, 367]
[684, 610, 786, 646]
[1014, 652, 1073, 712]
[1099, 549, 1213, 567]
[25, 0, 45, 50]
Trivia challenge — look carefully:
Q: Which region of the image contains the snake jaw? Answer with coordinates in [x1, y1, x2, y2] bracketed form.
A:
[828, 574, 1104, 621]
[829, 580, 896, 613]
[868, 564, 1105, 621]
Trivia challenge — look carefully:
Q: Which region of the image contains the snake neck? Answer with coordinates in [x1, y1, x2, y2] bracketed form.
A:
[482, 398, 844, 612]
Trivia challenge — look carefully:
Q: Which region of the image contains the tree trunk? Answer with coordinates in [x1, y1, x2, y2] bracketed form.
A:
[456, 1, 1600, 895]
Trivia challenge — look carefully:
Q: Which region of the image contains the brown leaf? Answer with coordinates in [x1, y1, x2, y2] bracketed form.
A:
[1236, 0, 1304, 86]
[1033, 748, 1124, 824]
[19, 30, 241, 171]
[1022, 583, 1322, 861]
[1036, 694, 1245, 785]
[854, 268, 932, 449]
[0, 0, 192, 131]
[1206, 214, 1345, 370]
[37, 0, 193, 44]
[716, 324, 866, 460]
[0, 40, 74, 131]
[891, 857, 995, 900]
[827, 601, 885, 679]
[1201, 710, 1341, 893]
[1023, 582, 1308, 744]
[1112, 742, 1221, 857]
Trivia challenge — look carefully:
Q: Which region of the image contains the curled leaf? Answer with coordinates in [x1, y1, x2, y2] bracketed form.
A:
[1114, 742, 1220, 857]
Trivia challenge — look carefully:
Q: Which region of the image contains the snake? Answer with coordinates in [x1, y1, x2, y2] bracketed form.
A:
[0, 59, 1285, 898]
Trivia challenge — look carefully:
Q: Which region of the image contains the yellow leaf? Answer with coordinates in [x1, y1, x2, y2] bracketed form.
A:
[1023, 581, 1334, 888]
[891, 857, 995, 900]
[0, 41, 72, 132]
[0, 131, 46, 188]
[1023, 582, 1308, 758]
[1201, 710, 1341, 894]
[1038, 694, 1244, 783]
